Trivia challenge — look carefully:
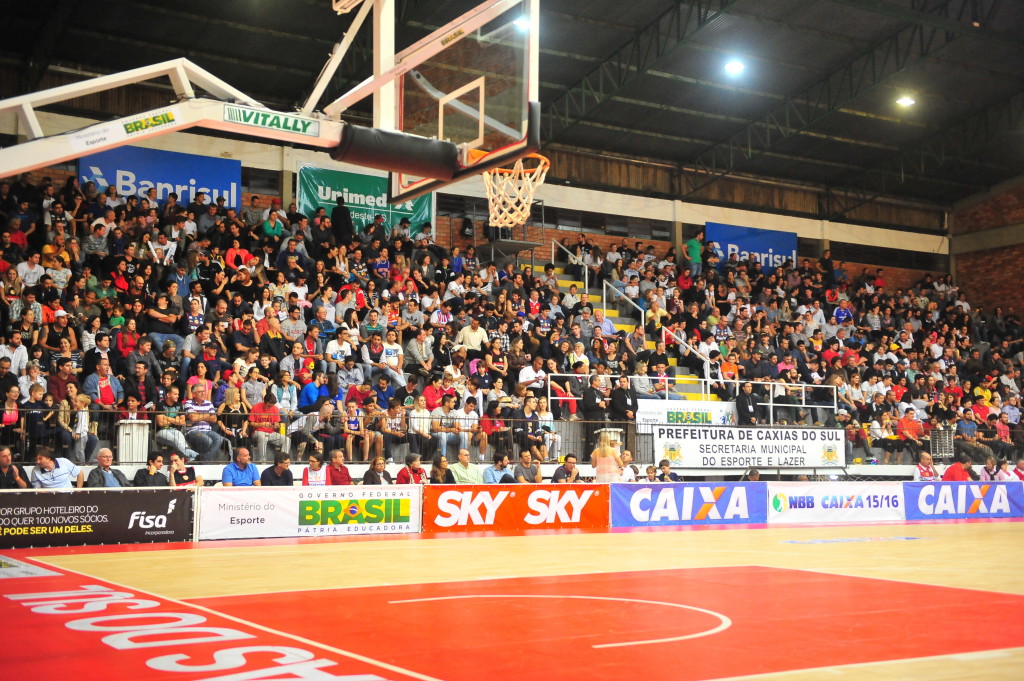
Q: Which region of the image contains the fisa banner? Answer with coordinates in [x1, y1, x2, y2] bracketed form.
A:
[903, 482, 1024, 520]
[197, 485, 422, 540]
[767, 482, 904, 524]
[706, 222, 797, 274]
[610, 482, 768, 527]
[653, 425, 845, 469]
[78, 146, 242, 208]
[296, 165, 433, 236]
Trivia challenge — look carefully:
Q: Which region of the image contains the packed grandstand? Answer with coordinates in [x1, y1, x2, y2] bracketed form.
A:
[0, 172, 1021, 487]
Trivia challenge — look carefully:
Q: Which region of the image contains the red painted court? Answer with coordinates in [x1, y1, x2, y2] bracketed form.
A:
[7, 545, 1024, 681]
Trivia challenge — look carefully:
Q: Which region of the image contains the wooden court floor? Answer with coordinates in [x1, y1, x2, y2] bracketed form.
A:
[3, 520, 1023, 681]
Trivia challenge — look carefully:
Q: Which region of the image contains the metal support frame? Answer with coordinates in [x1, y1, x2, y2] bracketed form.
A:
[542, 0, 739, 144]
[827, 0, 1024, 49]
[302, 0, 375, 114]
[825, 87, 1024, 218]
[323, 0, 523, 118]
[679, 0, 1000, 198]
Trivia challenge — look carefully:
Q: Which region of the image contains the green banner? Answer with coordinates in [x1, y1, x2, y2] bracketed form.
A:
[296, 166, 432, 237]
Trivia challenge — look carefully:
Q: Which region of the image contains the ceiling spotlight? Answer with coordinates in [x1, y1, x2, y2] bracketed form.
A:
[513, 17, 530, 31]
[896, 96, 916, 107]
[724, 59, 745, 76]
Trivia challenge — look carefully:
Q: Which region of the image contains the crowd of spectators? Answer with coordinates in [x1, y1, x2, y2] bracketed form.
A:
[0, 172, 1021, 477]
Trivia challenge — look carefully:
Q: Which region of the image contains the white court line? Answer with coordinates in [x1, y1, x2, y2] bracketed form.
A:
[30, 558, 449, 681]
[388, 594, 731, 649]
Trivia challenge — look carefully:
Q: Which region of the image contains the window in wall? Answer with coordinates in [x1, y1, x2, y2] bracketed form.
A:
[830, 241, 949, 272]
[244, 167, 281, 195]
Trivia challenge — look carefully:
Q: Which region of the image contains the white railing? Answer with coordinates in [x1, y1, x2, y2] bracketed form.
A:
[551, 238, 588, 292]
[602, 280, 712, 399]
[543, 372, 838, 426]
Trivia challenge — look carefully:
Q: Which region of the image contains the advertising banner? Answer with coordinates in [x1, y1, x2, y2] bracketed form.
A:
[610, 482, 768, 527]
[296, 165, 432, 236]
[706, 222, 798, 274]
[197, 485, 422, 540]
[903, 482, 1024, 521]
[421, 484, 609, 532]
[767, 482, 904, 524]
[636, 399, 736, 434]
[0, 488, 193, 548]
[78, 145, 242, 208]
[652, 425, 845, 468]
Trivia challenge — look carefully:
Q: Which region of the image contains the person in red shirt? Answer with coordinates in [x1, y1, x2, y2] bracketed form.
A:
[326, 448, 352, 485]
[396, 452, 426, 484]
[1013, 458, 1024, 482]
[896, 407, 926, 463]
[941, 453, 973, 481]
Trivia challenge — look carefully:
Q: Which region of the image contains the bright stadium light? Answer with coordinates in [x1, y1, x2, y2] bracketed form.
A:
[724, 59, 745, 77]
[896, 95, 916, 107]
[513, 17, 530, 31]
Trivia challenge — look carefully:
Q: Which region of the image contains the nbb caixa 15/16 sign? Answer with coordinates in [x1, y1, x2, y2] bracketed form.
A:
[653, 425, 844, 469]
[197, 486, 422, 540]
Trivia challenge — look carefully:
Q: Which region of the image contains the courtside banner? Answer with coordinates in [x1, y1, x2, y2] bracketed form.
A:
[422, 484, 609, 532]
[0, 488, 192, 548]
[635, 399, 736, 434]
[767, 482, 904, 524]
[653, 425, 845, 469]
[610, 483, 768, 527]
[903, 482, 1024, 520]
[197, 486, 422, 540]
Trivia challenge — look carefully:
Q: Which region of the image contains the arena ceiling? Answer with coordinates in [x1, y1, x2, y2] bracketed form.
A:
[4, 0, 1024, 215]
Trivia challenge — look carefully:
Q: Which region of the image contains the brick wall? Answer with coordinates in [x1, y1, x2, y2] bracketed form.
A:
[952, 183, 1024, 235]
[955, 245, 1024, 314]
[952, 179, 1024, 313]
[839, 261, 933, 293]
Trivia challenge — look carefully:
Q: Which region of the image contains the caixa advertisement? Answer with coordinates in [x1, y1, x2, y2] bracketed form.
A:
[0, 489, 193, 548]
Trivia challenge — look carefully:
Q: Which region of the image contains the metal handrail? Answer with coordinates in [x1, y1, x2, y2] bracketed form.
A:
[603, 280, 712, 399]
[551, 238, 588, 292]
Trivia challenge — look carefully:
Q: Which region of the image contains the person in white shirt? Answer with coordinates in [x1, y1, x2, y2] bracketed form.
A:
[16, 253, 44, 287]
[517, 356, 547, 393]
[381, 329, 406, 387]
[620, 450, 637, 481]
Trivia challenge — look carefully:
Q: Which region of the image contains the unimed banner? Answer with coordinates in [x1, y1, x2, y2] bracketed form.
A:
[767, 482, 904, 524]
[635, 399, 736, 434]
[610, 482, 767, 527]
[296, 166, 433, 236]
[0, 488, 193, 548]
[903, 482, 1024, 520]
[706, 221, 798, 274]
[653, 425, 845, 469]
[421, 484, 609, 532]
[197, 486, 422, 540]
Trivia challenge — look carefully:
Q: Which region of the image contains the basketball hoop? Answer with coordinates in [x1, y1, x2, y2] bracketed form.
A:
[480, 152, 550, 229]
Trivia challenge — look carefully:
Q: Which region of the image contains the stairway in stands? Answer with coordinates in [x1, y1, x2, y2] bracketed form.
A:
[551, 266, 713, 401]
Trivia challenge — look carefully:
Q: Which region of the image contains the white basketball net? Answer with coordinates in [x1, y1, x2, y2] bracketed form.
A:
[481, 154, 550, 229]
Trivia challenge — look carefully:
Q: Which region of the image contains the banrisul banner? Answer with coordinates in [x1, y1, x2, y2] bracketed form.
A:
[610, 483, 768, 527]
[768, 482, 904, 524]
[706, 222, 798, 274]
[653, 425, 845, 469]
[0, 488, 193, 548]
[79, 146, 242, 208]
[197, 486, 422, 540]
[636, 400, 736, 434]
[904, 482, 1024, 520]
[296, 165, 432, 236]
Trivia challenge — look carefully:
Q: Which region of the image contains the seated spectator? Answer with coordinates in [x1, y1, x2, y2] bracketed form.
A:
[450, 448, 483, 484]
[168, 452, 203, 487]
[222, 447, 260, 487]
[326, 448, 352, 485]
[84, 448, 130, 487]
[428, 453, 456, 484]
[30, 447, 83, 488]
[133, 452, 169, 487]
[483, 452, 515, 484]
[260, 453, 294, 486]
[362, 455, 394, 485]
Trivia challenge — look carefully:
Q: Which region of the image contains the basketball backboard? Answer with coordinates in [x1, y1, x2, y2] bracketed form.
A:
[390, 0, 540, 202]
